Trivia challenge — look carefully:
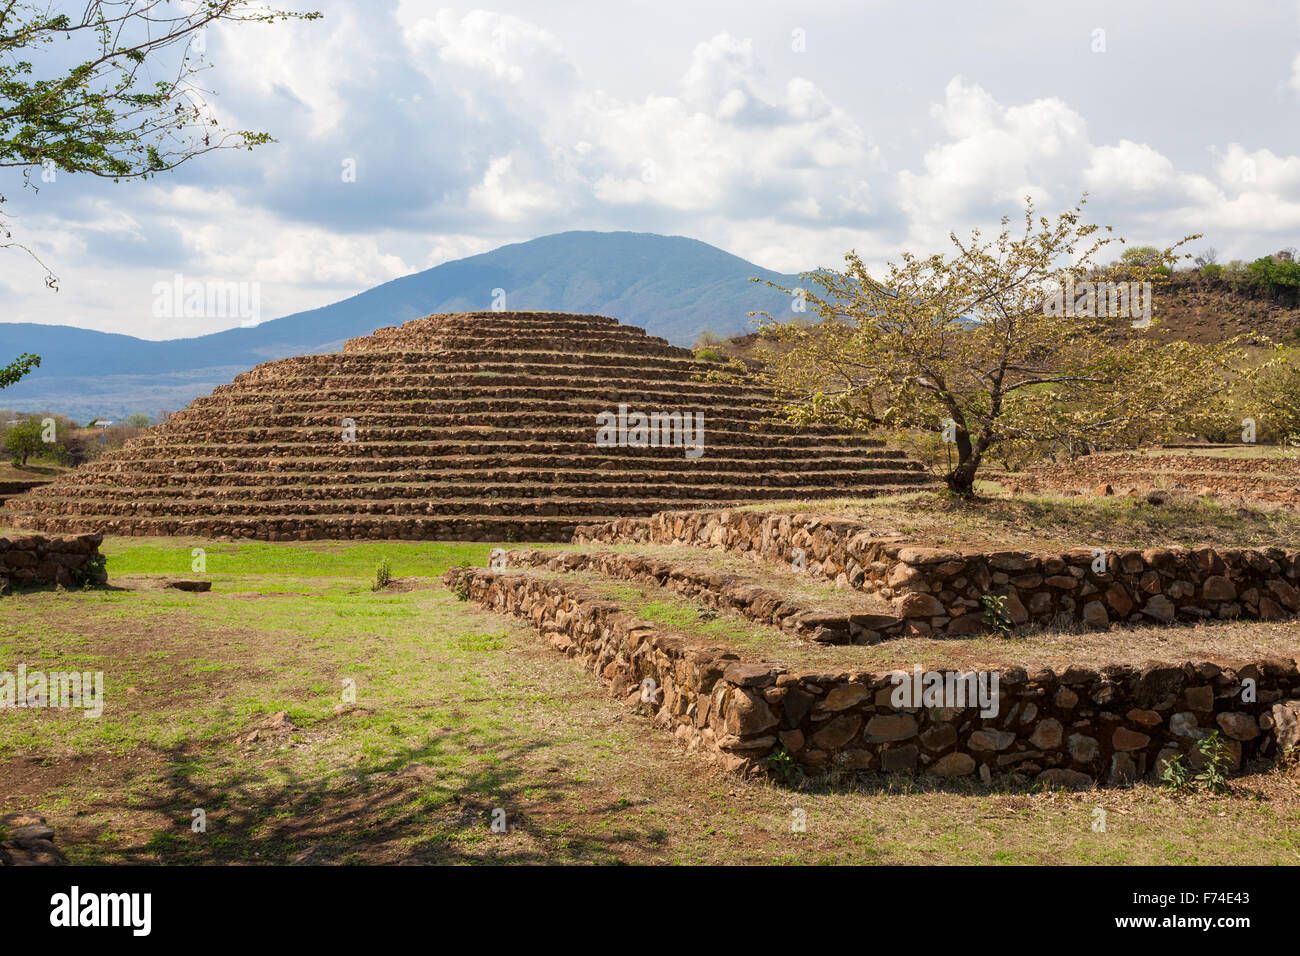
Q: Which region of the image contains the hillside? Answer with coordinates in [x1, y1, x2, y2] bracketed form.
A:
[7, 234, 1297, 422]
[1151, 282, 1300, 346]
[0, 232, 801, 420]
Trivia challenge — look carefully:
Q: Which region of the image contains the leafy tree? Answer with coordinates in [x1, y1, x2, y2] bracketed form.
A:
[0, 352, 39, 388]
[123, 412, 150, 427]
[3, 417, 45, 464]
[744, 198, 1246, 495]
[1245, 255, 1300, 305]
[1, 1, 320, 287]
[1119, 245, 1161, 266]
[1250, 348, 1300, 445]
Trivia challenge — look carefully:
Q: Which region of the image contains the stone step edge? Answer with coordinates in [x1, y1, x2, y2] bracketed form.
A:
[44, 455, 920, 477]
[501, 547, 904, 645]
[441, 564, 1300, 784]
[4, 514, 607, 542]
[12, 485, 929, 514]
[41, 463, 922, 486]
[22, 485, 934, 508]
[572, 510, 1300, 636]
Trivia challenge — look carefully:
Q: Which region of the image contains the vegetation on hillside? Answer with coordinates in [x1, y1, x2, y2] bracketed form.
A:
[686, 208, 1300, 478]
[1190, 247, 1300, 309]
[0, 408, 159, 467]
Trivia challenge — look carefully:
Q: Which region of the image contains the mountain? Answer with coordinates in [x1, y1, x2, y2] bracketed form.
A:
[0, 231, 803, 420]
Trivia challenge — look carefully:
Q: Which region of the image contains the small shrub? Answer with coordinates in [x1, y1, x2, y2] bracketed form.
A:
[454, 575, 471, 601]
[694, 347, 723, 363]
[981, 594, 1014, 638]
[372, 559, 392, 591]
[1160, 732, 1233, 794]
[767, 746, 801, 786]
[1194, 731, 1233, 794]
[1159, 753, 1193, 792]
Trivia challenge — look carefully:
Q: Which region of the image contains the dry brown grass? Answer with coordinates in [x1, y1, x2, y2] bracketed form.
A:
[741, 488, 1299, 552]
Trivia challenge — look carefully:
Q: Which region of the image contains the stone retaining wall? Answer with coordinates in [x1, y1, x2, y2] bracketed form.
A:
[1006, 453, 1300, 508]
[444, 566, 1300, 786]
[504, 548, 905, 643]
[575, 511, 1300, 636]
[0, 534, 105, 589]
[0, 479, 51, 505]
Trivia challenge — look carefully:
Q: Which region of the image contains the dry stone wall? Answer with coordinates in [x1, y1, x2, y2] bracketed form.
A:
[574, 510, 1300, 635]
[3, 312, 934, 541]
[445, 566, 1300, 785]
[1007, 453, 1300, 508]
[0, 534, 105, 589]
[0, 479, 50, 506]
[505, 547, 904, 643]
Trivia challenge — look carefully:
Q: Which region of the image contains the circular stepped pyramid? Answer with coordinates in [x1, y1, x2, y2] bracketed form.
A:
[3, 312, 936, 541]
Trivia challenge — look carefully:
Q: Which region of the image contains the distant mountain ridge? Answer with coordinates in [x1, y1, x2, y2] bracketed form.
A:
[0, 231, 803, 420]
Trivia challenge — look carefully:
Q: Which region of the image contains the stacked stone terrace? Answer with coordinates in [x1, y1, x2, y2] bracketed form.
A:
[3, 312, 934, 540]
[444, 506, 1300, 784]
[1007, 450, 1300, 508]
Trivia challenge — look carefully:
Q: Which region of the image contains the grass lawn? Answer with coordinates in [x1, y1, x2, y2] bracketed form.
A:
[1, 532, 1299, 864]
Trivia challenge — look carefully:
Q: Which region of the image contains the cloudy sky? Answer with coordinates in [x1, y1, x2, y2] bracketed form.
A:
[4, 0, 1300, 339]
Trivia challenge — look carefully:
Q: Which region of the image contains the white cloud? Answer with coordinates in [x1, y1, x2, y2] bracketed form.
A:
[405, 8, 574, 88]
[896, 77, 1091, 236]
[211, 5, 368, 137]
[894, 77, 1300, 258]
[468, 153, 562, 221]
[396, 15, 880, 219]
[10, 3, 1300, 342]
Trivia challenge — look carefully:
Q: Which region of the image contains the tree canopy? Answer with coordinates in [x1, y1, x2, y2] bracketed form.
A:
[1, 0, 319, 286]
[743, 198, 1248, 494]
[0, 351, 40, 388]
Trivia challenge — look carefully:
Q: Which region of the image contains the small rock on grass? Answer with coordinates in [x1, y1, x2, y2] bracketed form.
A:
[165, 579, 211, 592]
[0, 812, 68, 866]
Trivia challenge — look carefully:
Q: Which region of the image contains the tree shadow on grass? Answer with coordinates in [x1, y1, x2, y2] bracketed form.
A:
[72, 724, 664, 866]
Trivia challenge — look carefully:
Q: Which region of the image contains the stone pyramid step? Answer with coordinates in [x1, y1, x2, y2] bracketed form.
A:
[3, 311, 938, 539]
[42, 459, 919, 491]
[37, 471, 931, 505]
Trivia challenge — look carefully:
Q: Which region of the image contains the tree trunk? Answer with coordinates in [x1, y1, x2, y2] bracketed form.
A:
[944, 429, 985, 496]
[941, 434, 977, 494]
[945, 461, 977, 495]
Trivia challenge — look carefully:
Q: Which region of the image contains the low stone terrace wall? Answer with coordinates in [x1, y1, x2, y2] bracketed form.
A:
[504, 548, 904, 644]
[574, 511, 1300, 637]
[444, 566, 1300, 785]
[0, 534, 105, 589]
